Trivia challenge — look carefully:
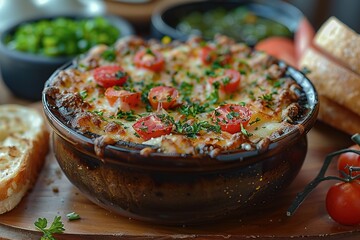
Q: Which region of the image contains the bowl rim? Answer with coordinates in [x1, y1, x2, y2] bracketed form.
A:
[0, 14, 134, 64]
[42, 59, 319, 169]
[151, 0, 304, 42]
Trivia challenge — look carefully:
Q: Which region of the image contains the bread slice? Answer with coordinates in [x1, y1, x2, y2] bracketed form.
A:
[314, 17, 360, 75]
[318, 95, 360, 135]
[299, 47, 360, 116]
[0, 104, 49, 214]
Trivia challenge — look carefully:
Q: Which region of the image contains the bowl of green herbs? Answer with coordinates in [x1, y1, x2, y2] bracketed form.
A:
[0, 15, 134, 100]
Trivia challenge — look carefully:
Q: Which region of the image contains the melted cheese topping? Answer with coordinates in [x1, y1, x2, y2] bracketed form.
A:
[45, 36, 303, 156]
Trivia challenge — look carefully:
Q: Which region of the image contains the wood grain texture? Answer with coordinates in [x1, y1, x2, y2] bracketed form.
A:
[0, 119, 359, 239]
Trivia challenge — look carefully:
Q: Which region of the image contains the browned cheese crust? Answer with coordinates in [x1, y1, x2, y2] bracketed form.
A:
[45, 35, 304, 156]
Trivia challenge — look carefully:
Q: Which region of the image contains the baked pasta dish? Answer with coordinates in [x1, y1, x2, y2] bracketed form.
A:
[44, 35, 305, 157]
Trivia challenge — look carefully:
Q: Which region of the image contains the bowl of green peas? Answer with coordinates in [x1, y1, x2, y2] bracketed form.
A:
[0, 15, 134, 100]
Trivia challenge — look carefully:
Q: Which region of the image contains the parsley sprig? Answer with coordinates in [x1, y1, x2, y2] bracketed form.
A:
[34, 216, 65, 240]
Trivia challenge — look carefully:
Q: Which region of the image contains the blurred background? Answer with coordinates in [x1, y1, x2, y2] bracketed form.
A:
[288, 0, 360, 32]
[0, 0, 359, 34]
[0, 0, 358, 103]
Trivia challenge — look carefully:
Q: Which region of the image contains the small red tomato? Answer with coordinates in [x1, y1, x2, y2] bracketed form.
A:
[134, 49, 165, 72]
[337, 145, 360, 177]
[208, 69, 241, 93]
[326, 180, 360, 225]
[148, 86, 179, 110]
[255, 37, 297, 67]
[295, 17, 315, 60]
[93, 65, 128, 88]
[105, 87, 141, 107]
[212, 104, 251, 134]
[133, 115, 173, 140]
[200, 45, 231, 66]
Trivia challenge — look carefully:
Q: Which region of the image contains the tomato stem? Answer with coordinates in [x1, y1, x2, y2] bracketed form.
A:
[286, 133, 360, 217]
[352, 133, 360, 145]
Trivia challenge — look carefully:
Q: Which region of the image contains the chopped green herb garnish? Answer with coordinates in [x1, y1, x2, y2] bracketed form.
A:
[179, 102, 211, 117]
[221, 76, 230, 85]
[140, 82, 161, 112]
[249, 117, 261, 125]
[156, 114, 175, 126]
[248, 90, 255, 101]
[266, 74, 273, 80]
[66, 212, 81, 221]
[301, 67, 311, 75]
[175, 120, 220, 138]
[239, 69, 247, 75]
[239, 101, 246, 106]
[171, 76, 178, 86]
[205, 69, 217, 77]
[145, 48, 154, 56]
[117, 110, 137, 121]
[186, 71, 200, 83]
[207, 88, 219, 104]
[93, 110, 104, 116]
[115, 70, 127, 79]
[211, 60, 223, 69]
[260, 93, 273, 102]
[273, 80, 283, 88]
[79, 90, 88, 100]
[179, 82, 194, 97]
[241, 124, 253, 137]
[101, 48, 117, 62]
[226, 111, 240, 120]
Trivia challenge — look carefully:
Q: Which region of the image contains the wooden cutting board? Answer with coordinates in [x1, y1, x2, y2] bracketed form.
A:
[0, 120, 360, 239]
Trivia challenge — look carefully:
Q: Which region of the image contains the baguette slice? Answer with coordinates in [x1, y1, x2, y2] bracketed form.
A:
[0, 104, 49, 214]
[318, 95, 360, 135]
[314, 17, 360, 75]
[299, 47, 360, 116]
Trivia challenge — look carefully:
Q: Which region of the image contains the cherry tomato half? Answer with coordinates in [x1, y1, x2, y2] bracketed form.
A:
[133, 115, 173, 140]
[105, 87, 141, 107]
[326, 180, 360, 225]
[255, 37, 297, 67]
[337, 145, 360, 177]
[200, 45, 231, 66]
[208, 69, 241, 93]
[134, 49, 165, 72]
[148, 86, 179, 110]
[93, 65, 128, 88]
[212, 104, 251, 134]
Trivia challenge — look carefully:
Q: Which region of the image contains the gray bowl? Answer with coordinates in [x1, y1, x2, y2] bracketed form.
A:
[0, 15, 134, 101]
[151, 0, 303, 45]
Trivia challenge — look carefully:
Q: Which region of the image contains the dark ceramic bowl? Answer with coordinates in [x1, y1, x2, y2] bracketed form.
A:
[42, 58, 318, 224]
[151, 0, 303, 44]
[0, 15, 134, 101]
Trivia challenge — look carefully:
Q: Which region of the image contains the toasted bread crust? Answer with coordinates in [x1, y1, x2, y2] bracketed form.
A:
[299, 47, 360, 116]
[0, 105, 49, 214]
[314, 17, 360, 75]
[317, 95, 360, 134]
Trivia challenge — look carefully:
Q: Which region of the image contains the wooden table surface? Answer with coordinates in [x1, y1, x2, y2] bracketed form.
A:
[1, 74, 360, 240]
[0, 3, 360, 236]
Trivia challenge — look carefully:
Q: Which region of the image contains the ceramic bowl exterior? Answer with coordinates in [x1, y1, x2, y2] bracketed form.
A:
[43, 61, 318, 225]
